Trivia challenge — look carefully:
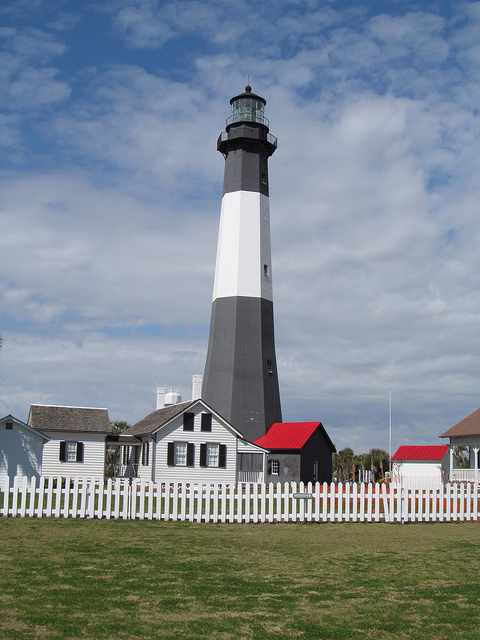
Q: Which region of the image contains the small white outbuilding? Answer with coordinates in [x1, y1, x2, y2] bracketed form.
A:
[391, 445, 449, 488]
[0, 414, 48, 479]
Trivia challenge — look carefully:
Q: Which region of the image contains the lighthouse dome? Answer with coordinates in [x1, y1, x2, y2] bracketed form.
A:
[227, 85, 269, 128]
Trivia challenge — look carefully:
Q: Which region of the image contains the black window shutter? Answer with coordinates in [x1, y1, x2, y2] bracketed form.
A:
[59, 441, 66, 462]
[267, 459, 272, 474]
[219, 444, 227, 468]
[146, 442, 149, 466]
[167, 442, 175, 466]
[183, 412, 194, 431]
[200, 443, 207, 467]
[76, 442, 84, 463]
[201, 413, 212, 432]
[187, 443, 195, 467]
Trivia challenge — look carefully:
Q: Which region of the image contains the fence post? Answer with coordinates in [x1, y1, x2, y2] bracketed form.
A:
[28, 476, 37, 518]
[382, 483, 389, 523]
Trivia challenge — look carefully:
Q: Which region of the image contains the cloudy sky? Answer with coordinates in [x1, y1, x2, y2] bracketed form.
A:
[2, 0, 480, 451]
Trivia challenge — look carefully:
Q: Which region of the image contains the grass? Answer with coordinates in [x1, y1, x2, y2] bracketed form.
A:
[1, 519, 479, 639]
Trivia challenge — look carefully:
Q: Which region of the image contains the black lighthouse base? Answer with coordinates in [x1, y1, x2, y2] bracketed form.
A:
[202, 296, 282, 443]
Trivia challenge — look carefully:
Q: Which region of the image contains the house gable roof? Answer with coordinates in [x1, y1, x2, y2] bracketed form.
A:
[254, 422, 336, 452]
[129, 401, 193, 436]
[392, 445, 448, 462]
[0, 414, 49, 440]
[440, 408, 480, 438]
[28, 405, 112, 433]
[129, 399, 244, 439]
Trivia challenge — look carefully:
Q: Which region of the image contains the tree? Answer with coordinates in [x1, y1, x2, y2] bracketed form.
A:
[333, 448, 355, 482]
[111, 420, 130, 434]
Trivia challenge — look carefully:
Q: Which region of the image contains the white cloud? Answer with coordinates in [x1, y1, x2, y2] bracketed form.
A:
[4, 3, 480, 451]
[0, 27, 69, 112]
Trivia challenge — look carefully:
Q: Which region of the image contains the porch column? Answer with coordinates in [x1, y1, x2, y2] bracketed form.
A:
[474, 447, 479, 485]
[449, 446, 454, 481]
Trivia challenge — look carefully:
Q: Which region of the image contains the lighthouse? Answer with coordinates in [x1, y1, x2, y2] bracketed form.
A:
[202, 85, 282, 442]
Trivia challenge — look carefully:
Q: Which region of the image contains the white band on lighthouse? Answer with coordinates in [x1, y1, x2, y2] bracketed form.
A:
[212, 190, 273, 301]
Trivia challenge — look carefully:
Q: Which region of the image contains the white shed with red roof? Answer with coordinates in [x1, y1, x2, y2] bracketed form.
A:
[391, 445, 449, 487]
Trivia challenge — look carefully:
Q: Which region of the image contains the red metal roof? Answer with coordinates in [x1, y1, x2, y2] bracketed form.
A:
[392, 445, 448, 462]
[254, 422, 321, 450]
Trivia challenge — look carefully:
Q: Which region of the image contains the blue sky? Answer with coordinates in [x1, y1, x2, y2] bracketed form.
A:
[2, 0, 480, 451]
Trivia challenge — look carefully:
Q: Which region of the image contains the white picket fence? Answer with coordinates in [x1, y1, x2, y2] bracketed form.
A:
[1, 476, 479, 523]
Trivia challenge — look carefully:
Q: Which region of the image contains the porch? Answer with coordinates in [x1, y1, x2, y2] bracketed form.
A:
[105, 434, 141, 479]
[449, 444, 480, 483]
[237, 450, 266, 483]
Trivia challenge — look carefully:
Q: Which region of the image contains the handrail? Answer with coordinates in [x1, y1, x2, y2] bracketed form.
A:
[226, 112, 270, 127]
[218, 130, 277, 149]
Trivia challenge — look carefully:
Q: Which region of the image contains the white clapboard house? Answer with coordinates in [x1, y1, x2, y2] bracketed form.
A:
[128, 398, 268, 483]
[28, 404, 114, 479]
[0, 414, 48, 480]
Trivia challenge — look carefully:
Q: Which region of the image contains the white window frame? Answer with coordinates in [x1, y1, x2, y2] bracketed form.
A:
[174, 441, 188, 467]
[66, 441, 77, 463]
[206, 443, 220, 468]
[271, 459, 280, 476]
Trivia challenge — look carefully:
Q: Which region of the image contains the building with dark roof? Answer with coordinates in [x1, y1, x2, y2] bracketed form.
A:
[440, 408, 480, 483]
[129, 399, 268, 484]
[28, 404, 113, 478]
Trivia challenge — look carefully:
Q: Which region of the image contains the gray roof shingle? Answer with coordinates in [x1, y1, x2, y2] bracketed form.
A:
[129, 401, 193, 436]
[29, 405, 112, 433]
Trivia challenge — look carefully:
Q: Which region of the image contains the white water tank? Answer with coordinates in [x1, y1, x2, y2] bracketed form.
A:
[156, 387, 182, 409]
[164, 390, 182, 406]
[192, 374, 203, 400]
[156, 386, 167, 410]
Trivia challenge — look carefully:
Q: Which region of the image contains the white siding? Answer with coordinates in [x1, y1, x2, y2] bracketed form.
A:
[137, 439, 153, 481]
[394, 461, 444, 488]
[213, 191, 273, 301]
[154, 408, 237, 483]
[41, 431, 106, 478]
[0, 418, 44, 478]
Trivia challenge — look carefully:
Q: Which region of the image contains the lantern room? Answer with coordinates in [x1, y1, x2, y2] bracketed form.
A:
[226, 85, 269, 129]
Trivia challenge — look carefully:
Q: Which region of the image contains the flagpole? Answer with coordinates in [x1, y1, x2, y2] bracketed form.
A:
[388, 391, 392, 473]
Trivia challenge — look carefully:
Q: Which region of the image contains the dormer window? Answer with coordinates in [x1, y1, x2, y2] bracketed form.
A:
[5, 421, 13, 430]
[201, 413, 212, 432]
[183, 412, 194, 431]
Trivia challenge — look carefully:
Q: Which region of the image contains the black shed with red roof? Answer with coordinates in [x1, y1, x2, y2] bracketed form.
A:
[254, 421, 335, 484]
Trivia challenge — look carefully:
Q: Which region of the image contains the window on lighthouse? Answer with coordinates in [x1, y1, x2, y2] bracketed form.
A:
[263, 264, 269, 278]
[266, 359, 273, 375]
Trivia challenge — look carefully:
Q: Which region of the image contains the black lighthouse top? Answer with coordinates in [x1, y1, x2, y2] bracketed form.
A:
[218, 85, 277, 158]
[227, 85, 269, 128]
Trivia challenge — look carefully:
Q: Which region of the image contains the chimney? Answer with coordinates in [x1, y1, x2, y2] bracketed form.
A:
[192, 374, 203, 400]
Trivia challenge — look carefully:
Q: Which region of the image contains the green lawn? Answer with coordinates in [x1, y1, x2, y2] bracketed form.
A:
[0, 519, 479, 639]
